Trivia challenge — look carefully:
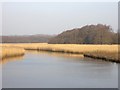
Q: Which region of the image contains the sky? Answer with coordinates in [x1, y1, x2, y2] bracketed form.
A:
[2, 2, 118, 35]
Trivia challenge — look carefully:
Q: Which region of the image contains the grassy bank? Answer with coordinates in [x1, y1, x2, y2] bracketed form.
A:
[1, 43, 119, 63]
[84, 51, 119, 63]
[0, 46, 25, 59]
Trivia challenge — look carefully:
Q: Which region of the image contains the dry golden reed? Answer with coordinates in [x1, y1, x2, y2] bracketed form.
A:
[1, 43, 119, 62]
[0, 46, 25, 59]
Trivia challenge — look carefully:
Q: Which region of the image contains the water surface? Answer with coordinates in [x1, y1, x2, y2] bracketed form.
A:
[2, 51, 118, 88]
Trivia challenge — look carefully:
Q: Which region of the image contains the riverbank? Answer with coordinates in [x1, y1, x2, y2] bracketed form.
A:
[1, 43, 119, 63]
[84, 51, 119, 63]
[0, 46, 25, 59]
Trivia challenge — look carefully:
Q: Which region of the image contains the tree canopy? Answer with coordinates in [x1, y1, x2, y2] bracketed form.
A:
[48, 24, 118, 44]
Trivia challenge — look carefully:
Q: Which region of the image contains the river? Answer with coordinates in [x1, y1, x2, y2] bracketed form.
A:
[2, 51, 118, 88]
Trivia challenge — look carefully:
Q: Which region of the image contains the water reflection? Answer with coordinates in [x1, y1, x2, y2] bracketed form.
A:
[1, 50, 84, 65]
[1, 50, 115, 65]
[2, 50, 118, 88]
[25, 50, 113, 64]
[0, 55, 24, 65]
[26, 50, 84, 59]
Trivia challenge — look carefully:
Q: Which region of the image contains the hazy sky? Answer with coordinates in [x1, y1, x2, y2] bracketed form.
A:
[2, 2, 118, 35]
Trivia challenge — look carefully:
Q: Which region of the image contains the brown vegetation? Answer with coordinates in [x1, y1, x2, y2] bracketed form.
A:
[84, 51, 119, 63]
[1, 43, 119, 63]
[0, 46, 25, 59]
[0, 34, 55, 43]
[48, 24, 118, 44]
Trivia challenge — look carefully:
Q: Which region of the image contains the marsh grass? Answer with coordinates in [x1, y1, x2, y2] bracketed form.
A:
[1, 46, 25, 59]
[84, 51, 119, 62]
[1, 43, 119, 63]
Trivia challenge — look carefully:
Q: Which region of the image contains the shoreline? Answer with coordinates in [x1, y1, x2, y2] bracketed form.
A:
[2, 53, 25, 60]
[25, 47, 119, 63]
[1, 46, 25, 60]
[84, 54, 119, 63]
[1, 43, 119, 63]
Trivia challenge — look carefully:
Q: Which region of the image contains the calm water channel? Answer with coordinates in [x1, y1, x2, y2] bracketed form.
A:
[2, 51, 118, 88]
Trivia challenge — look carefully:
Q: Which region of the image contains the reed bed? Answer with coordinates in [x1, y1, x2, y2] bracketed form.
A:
[2, 43, 118, 52]
[84, 51, 119, 63]
[0, 46, 25, 59]
[1, 43, 119, 63]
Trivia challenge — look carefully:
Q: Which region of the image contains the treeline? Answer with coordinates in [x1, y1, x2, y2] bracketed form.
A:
[48, 24, 119, 44]
[1, 34, 54, 43]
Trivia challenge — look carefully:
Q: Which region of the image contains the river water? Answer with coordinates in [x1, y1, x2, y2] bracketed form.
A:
[2, 51, 118, 88]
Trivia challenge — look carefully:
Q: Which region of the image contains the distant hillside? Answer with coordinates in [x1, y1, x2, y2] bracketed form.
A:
[1, 34, 55, 43]
[48, 24, 118, 44]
